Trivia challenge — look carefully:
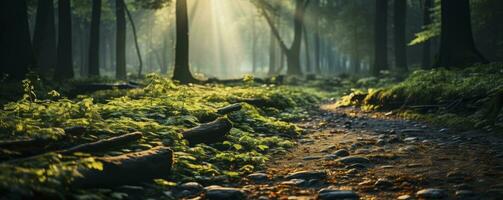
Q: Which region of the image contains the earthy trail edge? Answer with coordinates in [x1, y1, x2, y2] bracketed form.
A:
[228, 103, 503, 200]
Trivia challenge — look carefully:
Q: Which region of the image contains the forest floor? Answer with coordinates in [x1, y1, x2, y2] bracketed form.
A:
[222, 103, 503, 200]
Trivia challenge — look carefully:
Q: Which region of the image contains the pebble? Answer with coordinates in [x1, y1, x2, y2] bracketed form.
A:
[318, 188, 359, 200]
[204, 185, 246, 200]
[397, 194, 413, 200]
[355, 149, 371, 154]
[416, 188, 448, 199]
[179, 182, 203, 191]
[336, 156, 370, 164]
[334, 149, 350, 157]
[399, 146, 418, 153]
[374, 178, 394, 188]
[455, 190, 476, 198]
[404, 137, 418, 143]
[346, 163, 367, 170]
[285, 170, 327, 180]
[281, 179, 306, 186]
[247, 173, 268, 182]
[376, 139, 386, 146]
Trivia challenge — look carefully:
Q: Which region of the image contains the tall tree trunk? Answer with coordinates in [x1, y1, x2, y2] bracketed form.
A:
[55, 0, 74, 80]
[422, 0, 433, 68]
[436, 0, 487, 68]
[173, 0, 196, 83]
[33, 0, 56, 74]
[88, 0, 102, 77]
[393, 0, 407, 72]
[268, 23, 277, 76]
[372, 0, 388, 76]
[0, 0, 33, 80]
[115, 0, 126, 79]
[313, 0, 321, 74]
[252, 18, 258, 73]
[287, 0, 305, 76]
[124, 2, 143, 77]
[303, 27, 311, 73]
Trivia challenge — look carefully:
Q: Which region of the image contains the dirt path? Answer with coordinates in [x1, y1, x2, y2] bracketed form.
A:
[233, 104, 503, 200]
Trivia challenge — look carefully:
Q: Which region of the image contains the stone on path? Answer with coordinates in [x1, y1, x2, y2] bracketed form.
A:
[397, 194, 413, 200]
[318, 187, 359, 200]
[336, 156, 370, 164]
[205, 185, 246, 200]
[334, 149, 350, 157]
[247, 173, 269, 182]
[179, 182, 203, 191]
[303, 155, 323, 160]
[416, 188, 448, 199]
[285, 170, 327, 180]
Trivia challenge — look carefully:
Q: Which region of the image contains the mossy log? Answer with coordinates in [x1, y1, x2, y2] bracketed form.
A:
[62, 132, 143, 154]
[72, 146, 173, 188]
[182, 118, 232, 145]
[217, 103, 243, 115]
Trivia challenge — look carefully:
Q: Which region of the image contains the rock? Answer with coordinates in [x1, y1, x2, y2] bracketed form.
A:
[247, 173, 268, 182]
[374, 178, 394, 188]
[281, 179, 306, 186]
[303, 156, 323, 160]
[455, 190, 476, 198]
[404, 137, 418, 143]
[285, 170, 327, 180]
[397, 194, 413, 200]
[318, 188, 359, 200]
[388, 136, 401, 143]
[179, 182, 203, 191]
[334, 149, 350, 157]
[439, 128, 449, 133]
[416, 188, 448, 199]
[355, 149, 371, 154]
[324, 154, 339, 160]
[336, 156, 370, 164]
[376, 139, 386, 146]
[205, 186, 246, 200]
[399, 146, 418, 153]
[346, 163, 367, 170]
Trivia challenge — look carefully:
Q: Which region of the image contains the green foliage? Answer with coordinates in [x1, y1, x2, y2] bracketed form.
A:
[0, 74, 322, 196]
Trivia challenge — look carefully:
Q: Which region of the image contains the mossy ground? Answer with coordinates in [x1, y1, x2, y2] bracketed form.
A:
[336, 63, 503, 131]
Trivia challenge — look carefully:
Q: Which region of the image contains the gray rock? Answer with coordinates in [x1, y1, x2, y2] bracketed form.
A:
[318, 188, 359, 200]
[179, 182, 203, 191]
[280, 179, 306, 186]
[374, 178, 393, 188]
[346, 163, 367, 170]
[355, 149, 371, 154]
[247, 173, 268, 182]
[205, 186, 246, 200]
[334, 149, 350, 157]
[285, 170, 327, 180]
[324, 154, 339, 160]
[376, 139, 386, 146]
[404, 137, 418, 143]
[416, 188, 448, 199]
[336, 156, 370, 164]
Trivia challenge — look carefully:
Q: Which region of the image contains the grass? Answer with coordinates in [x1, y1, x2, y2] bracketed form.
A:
[0, 74, 327, 198]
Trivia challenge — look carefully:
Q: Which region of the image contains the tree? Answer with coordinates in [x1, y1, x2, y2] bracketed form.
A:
[0, 0, 33, 80]
[88, 0, 102, 77]
[422, 0, 433, 68]
[173, 0, 197, 84]
[258, 0, 310, 76]
[437, 0, 487, 68]
[373, 0, 388, 76]
[33, 0, 57, 74]
[115, 0, 127, 79]
[393, 0, 407, 72]
[54, 0, 74, 80]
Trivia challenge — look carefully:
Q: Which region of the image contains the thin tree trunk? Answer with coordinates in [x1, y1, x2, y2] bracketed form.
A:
[372, 0, 388, 76]
[115, 0, 126, 79]
[173, 0, 196, 83]
[33, 0, 56, 74]
[303, 27, 311, 73]
[268, 22, 277, 76]
[393, 0, 407, 72]
[313, 0, 321, 74]
[124, 1, 143, 77]
[55, 0, 74, 80]
[436, 0, 487, 68]
[88, 0, 102, 77]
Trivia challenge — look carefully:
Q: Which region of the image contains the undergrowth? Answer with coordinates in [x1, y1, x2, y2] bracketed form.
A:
[0, 74, 324, 198]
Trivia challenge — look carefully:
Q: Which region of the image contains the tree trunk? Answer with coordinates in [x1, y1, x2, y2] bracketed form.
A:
[372, 0, 388, 76]
[88, 0, 101, 77]
[436, 0, 487, 68]
[0, 0, 33, 80]
[303, 27, 311, 73]
[173, 0, 196, 84]
[313, 0, 321, 74]
[268, 22, 277, 76]
[422, 0, 433, 68]
[124, 1, 143, 77]
[33, 0, 56, 74]
[54, 0, 74, 80]
[287, 0, 306, 76]
[115, 0, 126, 79]
[393, 0, 407, 72]
[182, 118, 232, 146]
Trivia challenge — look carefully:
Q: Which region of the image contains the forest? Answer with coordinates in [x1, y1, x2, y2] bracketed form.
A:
[0, 0, 502, 199]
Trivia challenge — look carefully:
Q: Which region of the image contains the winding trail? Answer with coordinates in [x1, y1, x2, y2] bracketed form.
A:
[236, 103, 503, 200]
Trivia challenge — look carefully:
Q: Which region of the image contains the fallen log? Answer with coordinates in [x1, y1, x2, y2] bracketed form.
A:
[71, 146, 173, 188]
[182, 118, 232, 145]
[62, 132, 143, 154]
[217, 103, 243, 115]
